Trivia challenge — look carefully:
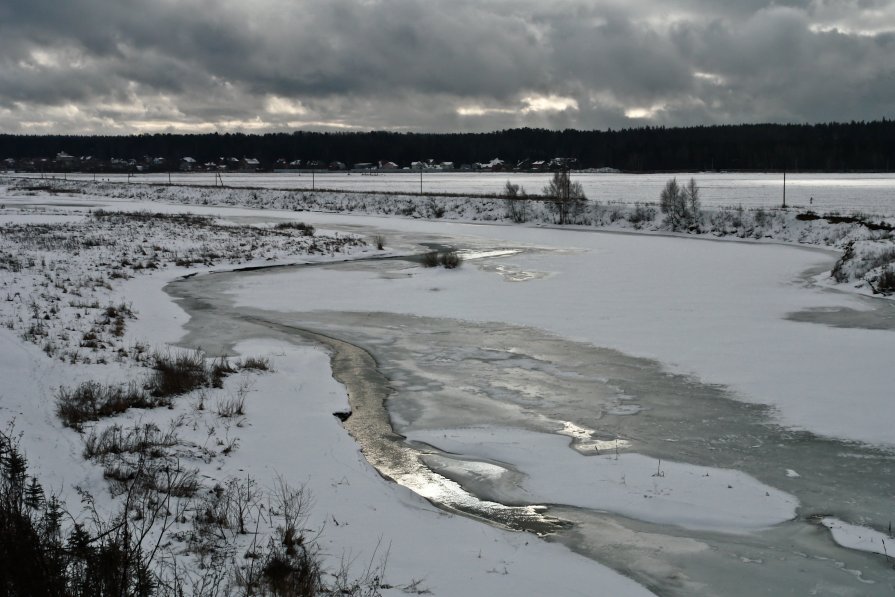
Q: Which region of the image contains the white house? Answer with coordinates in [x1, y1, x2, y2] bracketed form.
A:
[478, 158, 505, 171]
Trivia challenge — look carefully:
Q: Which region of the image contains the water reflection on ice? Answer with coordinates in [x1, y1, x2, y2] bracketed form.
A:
[455, 248, 522, 260]
[557, 420, 631, 453]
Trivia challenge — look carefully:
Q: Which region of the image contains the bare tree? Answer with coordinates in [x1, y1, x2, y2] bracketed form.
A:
[682, 177, 701, 229]
[543, 170, 586, 225]
[503, 180, 528, 223]
[660, 177, 701, 231]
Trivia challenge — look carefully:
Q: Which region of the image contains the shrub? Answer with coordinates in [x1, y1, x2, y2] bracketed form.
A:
[148, 350, 209, 397]
[275, 221, 315, 236]
[211, 356, 238, 388]
[56, 382, 163, 431]
[628, 203, 656, 227]
[239, 356, 271, 371]
[438, 251, 462, 269]
[0, 427, 159, 596]
[216, 394, 246, 418]
[57, 348, 271, 428]
[421, 251, 439, 267]
[420, 250, 462, 269]
[372, 234, 386, 250]
[876, 267, 895, 293]
[83, 423, 178, 460]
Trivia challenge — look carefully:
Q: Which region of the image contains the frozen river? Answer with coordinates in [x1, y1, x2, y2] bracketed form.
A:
[18, 170, 895, 215]
[165, 213, 895, 596]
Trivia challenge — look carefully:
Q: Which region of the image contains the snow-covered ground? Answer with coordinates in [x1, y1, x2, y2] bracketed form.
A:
[6, 175, 893, 297]
[16, 171, 895, 215]
[0, 191, 657, 595]
[2, 181, 894, 595]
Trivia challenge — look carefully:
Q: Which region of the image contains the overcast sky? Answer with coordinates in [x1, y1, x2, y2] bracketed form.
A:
[1, 0, 894, 134]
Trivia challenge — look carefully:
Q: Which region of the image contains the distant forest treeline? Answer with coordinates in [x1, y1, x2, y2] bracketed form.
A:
[2, 120, 895, 172]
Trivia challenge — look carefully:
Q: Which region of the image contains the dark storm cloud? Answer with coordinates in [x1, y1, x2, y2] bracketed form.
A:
[0, 0, 893, 133]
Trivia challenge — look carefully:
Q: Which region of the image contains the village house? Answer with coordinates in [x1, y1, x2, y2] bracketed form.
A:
[479, 157, 505, 172]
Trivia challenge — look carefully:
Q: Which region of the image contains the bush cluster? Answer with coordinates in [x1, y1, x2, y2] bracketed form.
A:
[0, 428, 156, 596]
[56, 350, 271, 430]
[420, 250, 462, 269]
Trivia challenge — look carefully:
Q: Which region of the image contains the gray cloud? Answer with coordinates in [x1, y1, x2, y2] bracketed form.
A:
[0, 0, 894, 133]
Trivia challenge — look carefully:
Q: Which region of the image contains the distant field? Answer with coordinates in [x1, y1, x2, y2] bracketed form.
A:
[12, 171, 895, 215]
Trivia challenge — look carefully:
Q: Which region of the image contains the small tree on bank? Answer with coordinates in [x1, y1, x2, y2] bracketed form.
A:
[503, 180, 528, 223]
[660, 177, 701, 231]
[543, 170, 586, 225]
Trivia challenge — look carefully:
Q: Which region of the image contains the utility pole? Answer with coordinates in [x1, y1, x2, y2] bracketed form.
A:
[420, 167, 423, 194]
[312, 169, 315, 190]
[782, 171, 787, 208]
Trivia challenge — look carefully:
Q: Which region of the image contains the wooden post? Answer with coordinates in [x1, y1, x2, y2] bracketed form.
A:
[782, 171, 787, 208]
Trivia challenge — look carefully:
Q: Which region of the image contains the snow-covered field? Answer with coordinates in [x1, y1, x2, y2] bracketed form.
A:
[1, 181, 894, 595]
[16, 171, 895, 215]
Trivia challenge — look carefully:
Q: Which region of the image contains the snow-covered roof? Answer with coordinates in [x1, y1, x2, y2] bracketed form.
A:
[478, 158, 504, 168]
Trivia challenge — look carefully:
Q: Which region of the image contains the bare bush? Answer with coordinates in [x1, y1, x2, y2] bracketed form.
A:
[56, 381, 165, 431]
[148, 350, 210, 397]
[627, 203, 656, 227]
[421, 251, 439, 268]
[438, 251, 462, 269]
[216, 394, 246, 419]
[875, 267, 895, 293]
[275, 221, 315, 236]
[239, 356, 271, 371]
[83, 422, 178, 460]
[210, 356, 238, 388]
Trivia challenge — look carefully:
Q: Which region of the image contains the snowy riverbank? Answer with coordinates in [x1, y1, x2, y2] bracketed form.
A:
[0, 190, 657, 595]
[5, 175, 894, 295]
[2, 182, 894, 595]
